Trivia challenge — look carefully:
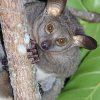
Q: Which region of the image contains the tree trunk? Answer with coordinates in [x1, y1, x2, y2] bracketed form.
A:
[0, 0, 36, 100]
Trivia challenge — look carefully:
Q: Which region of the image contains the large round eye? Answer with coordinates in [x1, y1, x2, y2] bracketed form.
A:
[56, 38, 68, 46]
[46, 24, 54, 34]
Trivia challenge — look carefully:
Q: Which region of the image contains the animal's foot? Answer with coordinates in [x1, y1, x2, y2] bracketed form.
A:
[27, 39, 39, 64]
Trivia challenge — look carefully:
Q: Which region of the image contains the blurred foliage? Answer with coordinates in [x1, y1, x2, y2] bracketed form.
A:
[57, 0, 100, 100]
[81, 0, 100, 13]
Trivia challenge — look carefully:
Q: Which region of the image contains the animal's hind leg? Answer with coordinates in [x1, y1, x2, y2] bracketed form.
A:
[41, 78, 64, 100]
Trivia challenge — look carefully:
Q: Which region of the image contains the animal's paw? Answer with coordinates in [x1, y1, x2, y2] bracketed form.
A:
[27, 39, 39, 64]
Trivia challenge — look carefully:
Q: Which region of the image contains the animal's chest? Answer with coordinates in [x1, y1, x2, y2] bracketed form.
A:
[37, 47, 79, 75]
[36, 67, 56, 92]
[36, 67, 54, 81]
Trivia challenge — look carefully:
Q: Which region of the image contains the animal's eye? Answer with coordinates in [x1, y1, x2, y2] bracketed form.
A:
[56, 38, 68, 46]
[46, 24, 54, 33]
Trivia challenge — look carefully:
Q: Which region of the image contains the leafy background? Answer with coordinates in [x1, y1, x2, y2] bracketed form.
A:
[57, 0, 100, 100]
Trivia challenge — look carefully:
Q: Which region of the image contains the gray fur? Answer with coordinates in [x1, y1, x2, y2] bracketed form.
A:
[0, 41, 5, 71]
[0, 1, 96, 100]
[25, 1, 81, 100]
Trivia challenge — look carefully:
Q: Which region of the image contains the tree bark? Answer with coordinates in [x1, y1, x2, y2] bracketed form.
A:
[0, 0, 36, 100]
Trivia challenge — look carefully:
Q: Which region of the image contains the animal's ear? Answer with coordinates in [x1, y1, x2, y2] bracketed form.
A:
[73, 34, 97, 50]
[46, 0, 67, 16]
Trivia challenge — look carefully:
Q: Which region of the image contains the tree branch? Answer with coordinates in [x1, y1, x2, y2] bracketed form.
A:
[1, 0, 36, 99]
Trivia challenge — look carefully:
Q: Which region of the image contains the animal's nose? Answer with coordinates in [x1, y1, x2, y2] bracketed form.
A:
[41, 40, 51, 50]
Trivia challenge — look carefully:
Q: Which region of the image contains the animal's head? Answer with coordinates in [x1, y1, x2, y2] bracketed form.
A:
[33, 0, 97, 53]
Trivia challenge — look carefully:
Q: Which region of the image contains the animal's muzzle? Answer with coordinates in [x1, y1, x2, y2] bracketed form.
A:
[41, 40, 51, 50]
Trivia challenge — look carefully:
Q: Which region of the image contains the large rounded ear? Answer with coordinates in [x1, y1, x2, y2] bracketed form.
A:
[46, 0, 67, 16]
[73, 34, 97, 50]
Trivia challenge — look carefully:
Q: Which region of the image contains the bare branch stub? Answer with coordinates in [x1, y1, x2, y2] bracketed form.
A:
[1, 0, 36, 100]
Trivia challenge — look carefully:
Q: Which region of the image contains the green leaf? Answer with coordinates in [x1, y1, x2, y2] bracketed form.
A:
[81, 0, 100, 13]
[67, 0, 87, 11]
[58, 47, 100, 100]
[57, 0, 100, 100]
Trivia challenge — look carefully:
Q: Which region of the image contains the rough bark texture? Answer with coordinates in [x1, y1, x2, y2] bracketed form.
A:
[0, 0, 36, 100]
